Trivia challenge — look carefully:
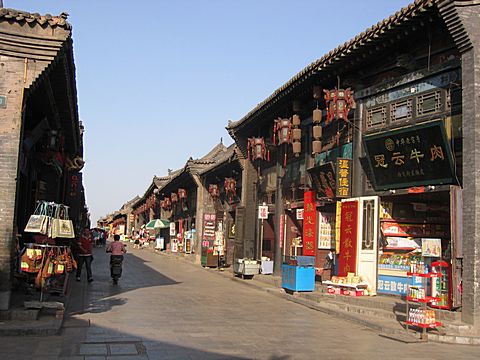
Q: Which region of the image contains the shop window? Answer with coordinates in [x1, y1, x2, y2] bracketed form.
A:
[390, 99, 412, 122]
[416, 90, 442, 117]
[366, 106, 387, 129]
[362, 200, 375, 250]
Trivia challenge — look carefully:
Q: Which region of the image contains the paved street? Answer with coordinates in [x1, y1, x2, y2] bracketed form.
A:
[1, 245, 480, 359]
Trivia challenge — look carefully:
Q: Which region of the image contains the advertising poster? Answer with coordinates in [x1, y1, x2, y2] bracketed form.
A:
[318, 213, 335, 249]
[422, 238, 442, 257]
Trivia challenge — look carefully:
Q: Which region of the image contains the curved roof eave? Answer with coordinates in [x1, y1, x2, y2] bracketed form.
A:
[226, 0, 438, 134]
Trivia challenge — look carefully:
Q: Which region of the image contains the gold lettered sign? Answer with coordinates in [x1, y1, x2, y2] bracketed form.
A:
[363, 120, 456, 190]
[336, 158, 352, 198]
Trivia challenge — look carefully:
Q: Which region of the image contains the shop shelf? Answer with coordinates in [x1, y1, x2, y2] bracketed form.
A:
[405, 320, 442, 328]
[407, 272, 442, 278]
[381, 218, 448, 225]
[406, 296, 440, 303]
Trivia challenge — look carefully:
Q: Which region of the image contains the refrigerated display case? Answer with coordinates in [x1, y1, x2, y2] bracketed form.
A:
[430, 260, 452, 310]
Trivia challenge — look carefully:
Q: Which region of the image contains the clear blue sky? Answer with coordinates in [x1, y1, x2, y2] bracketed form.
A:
[8, 0, 412, 223]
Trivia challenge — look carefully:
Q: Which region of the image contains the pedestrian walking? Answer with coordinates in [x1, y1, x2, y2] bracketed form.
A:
[76, 228, 94, 282]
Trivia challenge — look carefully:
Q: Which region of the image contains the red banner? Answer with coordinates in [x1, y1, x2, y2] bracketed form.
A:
[338, 201, 358, 276]
[302, 191, 317, 256]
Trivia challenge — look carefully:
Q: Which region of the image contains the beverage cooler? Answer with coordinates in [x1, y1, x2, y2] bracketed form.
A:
[430, 260, 452, 310]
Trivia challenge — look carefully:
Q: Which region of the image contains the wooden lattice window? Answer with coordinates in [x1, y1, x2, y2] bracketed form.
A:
[390, 99, 412, 122]
[416, 91, 442, 117]
[366, 106, 387, 129]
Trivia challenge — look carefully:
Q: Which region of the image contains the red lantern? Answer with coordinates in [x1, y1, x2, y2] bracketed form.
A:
[178, 188, 187, 199]
[164, 197, 171, 208]
[247, 137, 268, 161]
[209, 184, 219, 198]
[171, 193, 178, 203]
[273, 118, 291, 145]
[324, 88, 355, 124]
[224, 178, 237, 203]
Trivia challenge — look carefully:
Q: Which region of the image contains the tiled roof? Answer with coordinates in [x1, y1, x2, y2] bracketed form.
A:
[227, 0, 437, 132]
[200, 144, 239, 175]
[0, 8, 71, 28]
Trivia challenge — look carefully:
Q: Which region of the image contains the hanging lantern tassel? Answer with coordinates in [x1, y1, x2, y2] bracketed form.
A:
[267, 149, 270, 162]
[284, 146, 287, 168]
[273, 122, 277, 145]
[336, 130, 340, 146]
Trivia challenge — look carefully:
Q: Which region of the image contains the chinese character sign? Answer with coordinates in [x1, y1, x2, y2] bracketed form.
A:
[338, 201, 358, 276]
[296, 209, 304, 220]
[363, 120, 456, 190]
[336, 158, 352, 198]
[258, 205, 269, 220]
[302, 191, 317, 256]
[202, 213, 216, 241]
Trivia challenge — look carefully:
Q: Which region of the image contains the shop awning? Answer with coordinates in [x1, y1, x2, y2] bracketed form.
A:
[145, 219, 170, 229]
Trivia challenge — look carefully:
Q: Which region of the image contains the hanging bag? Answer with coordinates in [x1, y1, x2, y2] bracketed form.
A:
[52, 204, 75, 239]
[24, 201, 49, 234]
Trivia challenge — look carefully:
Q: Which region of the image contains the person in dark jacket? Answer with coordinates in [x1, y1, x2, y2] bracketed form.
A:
[76, 228, 94, 282]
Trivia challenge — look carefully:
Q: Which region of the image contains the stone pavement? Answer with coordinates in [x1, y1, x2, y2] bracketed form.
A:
[1, 245, 480, 359]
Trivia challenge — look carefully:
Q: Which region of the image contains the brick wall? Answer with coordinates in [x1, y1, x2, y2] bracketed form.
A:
[0, 54, 52, 309]
[0, 55, 25, 310]
[458, 4, 480, 327]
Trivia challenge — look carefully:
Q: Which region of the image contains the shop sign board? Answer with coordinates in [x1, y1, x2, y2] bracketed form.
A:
[335, 158, 352, 198]
[258, 205, 269, 220]
[296, 209, 304, 220]
[338, 201, 358, 276]
[202, 213, 216, 241]
[307, 162, 335, 199]
[381, 221, 448, 238]
[363, 120, 456, 190]
[169, 222, 176, 236]
[378, 275, 422, 296]
[302, 191, 317, 256]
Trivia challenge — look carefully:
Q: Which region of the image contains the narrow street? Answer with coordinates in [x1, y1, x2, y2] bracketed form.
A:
[2, 245, 480, 359]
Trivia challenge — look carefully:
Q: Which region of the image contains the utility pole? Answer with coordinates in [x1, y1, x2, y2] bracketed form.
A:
[0, 1, 4, 8]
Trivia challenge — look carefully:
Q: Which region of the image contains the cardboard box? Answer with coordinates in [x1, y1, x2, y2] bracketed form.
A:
[341, 288, 365, 296]
[327, 286, 342, 295]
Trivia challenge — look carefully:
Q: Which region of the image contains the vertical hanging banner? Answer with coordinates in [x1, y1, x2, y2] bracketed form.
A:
[338, 201, 358, 276]
[336, 158, 352, 198]
[302, 190, 317, 256]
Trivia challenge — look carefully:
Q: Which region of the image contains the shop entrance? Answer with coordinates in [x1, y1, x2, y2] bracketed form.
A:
[343, 196, 379, 294]
[357, 196, 379, 294]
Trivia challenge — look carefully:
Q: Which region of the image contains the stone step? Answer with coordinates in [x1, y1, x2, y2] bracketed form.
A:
[301, 293, 402, 321]
[0, 316, 62, 336]
[0, 309, 39, 321]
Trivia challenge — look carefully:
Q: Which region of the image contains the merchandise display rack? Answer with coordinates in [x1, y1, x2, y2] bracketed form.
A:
[405, 272, 443, 340]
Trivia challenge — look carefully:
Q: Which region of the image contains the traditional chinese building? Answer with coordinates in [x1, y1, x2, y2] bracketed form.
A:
[199, 144, 242, 267]
[228, 0, 480, 329]
[0, 8, 86, 309]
